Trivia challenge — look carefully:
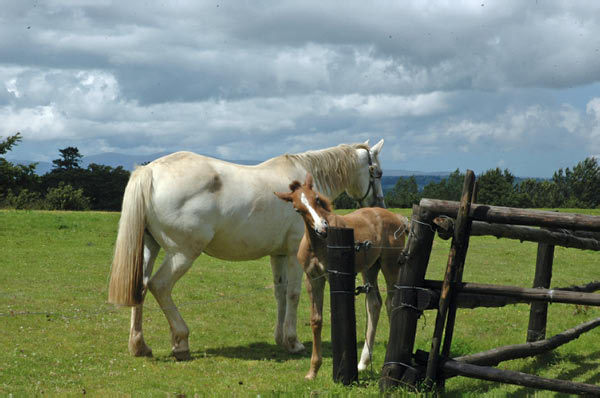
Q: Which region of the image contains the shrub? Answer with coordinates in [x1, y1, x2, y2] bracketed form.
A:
[45, 182, 91, 211]
[4, 189, 44, 210]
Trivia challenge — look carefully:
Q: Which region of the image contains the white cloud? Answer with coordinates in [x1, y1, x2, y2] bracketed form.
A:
[1, 104, 67, 140]
[2, 1, 600, 177]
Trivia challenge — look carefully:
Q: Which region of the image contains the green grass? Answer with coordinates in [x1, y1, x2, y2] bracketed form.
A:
[1, 209, 599, 396]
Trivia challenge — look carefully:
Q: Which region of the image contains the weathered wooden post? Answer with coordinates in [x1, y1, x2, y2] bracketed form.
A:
[327, 226, 358, 385]
[425, 170, 475, 387]
[380, 204, 436, 391]
[527, 240, 555, 342]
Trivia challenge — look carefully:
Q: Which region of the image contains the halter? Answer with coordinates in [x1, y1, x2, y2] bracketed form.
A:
[353, 149, 383, 206]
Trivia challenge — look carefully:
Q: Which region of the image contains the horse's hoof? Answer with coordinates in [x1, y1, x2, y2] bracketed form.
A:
[173, 350, 192, 361]
[129, 341, 153, 358]
[135, 347, 153, 358]
[286, 340, 305, 354]
[304, 373, 316, 381]
[357, 362, 368, 372]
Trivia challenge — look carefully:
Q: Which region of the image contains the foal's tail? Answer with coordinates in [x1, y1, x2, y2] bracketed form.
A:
[394, 214, 411, 242]
[108, 166, 153, 306]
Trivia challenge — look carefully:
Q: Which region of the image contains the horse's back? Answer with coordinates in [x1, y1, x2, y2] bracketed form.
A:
[143, 151, 304, 260]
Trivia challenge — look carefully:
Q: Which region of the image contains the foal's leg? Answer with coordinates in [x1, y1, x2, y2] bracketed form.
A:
[304, 266, 326, 380]
[129, 232, 159, 357]
[147, 251, 195, 360]
[270, 255, 304, 353]
[358, 261, 383, 372]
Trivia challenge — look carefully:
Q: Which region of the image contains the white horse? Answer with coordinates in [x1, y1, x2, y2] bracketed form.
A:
[108, 140, 386, 360]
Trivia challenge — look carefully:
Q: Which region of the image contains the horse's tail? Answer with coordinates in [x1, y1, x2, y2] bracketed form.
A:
[108, 166, 153, 306]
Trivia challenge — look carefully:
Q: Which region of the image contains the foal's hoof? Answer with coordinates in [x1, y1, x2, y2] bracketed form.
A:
[172, 350, 192, 361]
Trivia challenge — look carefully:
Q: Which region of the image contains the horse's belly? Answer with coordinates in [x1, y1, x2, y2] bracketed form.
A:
[203, 232, 292, 260]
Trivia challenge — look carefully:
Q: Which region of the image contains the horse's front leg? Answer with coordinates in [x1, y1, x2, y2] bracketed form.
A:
[304, 264, 326, 380]
[129, 233, 159, 357]
[270, 255, 288, 348]
[283, 255, 305, 353]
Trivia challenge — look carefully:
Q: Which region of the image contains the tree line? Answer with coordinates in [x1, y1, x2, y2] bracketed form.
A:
[383, 159, 600, 209]
[3, 133, 600, 211]
[1, 133, 129, 211]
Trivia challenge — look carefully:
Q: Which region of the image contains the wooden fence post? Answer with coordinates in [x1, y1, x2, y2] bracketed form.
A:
[327, 226, 358, 385]
[380, 204, 436, 391]
[527, 241, 555, 342]
[425, 170, 475, 388]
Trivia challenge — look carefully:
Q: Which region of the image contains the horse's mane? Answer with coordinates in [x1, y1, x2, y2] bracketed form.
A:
[283, 143, 368, 197]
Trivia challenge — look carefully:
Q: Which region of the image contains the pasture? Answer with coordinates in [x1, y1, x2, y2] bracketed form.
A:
[1, 209, 600, 396]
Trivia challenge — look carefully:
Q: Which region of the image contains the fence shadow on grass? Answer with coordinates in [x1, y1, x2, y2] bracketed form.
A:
[190, 340, 333, 363]
[447, 350, 600, 397]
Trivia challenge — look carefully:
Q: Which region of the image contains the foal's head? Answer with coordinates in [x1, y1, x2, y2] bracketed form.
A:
[275, 173, 332, 239]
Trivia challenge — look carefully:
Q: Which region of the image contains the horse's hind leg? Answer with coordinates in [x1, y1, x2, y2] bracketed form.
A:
[147, 251, 195, 360]
[358, 261, 383, 372]
[129, 232, 159, 357]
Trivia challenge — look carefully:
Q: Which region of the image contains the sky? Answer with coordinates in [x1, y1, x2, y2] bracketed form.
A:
[2, 1, 600, 177]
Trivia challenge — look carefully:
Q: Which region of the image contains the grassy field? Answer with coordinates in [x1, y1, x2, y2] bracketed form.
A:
[1, 208, 600, 396]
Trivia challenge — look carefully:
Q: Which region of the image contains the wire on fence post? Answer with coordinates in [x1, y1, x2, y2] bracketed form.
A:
[327, 226, 358, 385]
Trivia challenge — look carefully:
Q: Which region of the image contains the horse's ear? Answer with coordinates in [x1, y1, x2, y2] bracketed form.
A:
[274, 191, 292, 202]
[304, 173, 314, 189]
[289, 180, 302, 192]
[363, 139, 370, 146]
[371, 139, 384, 155]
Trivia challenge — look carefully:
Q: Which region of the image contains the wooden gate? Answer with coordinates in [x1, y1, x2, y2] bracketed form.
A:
[380, 170, 600, 395]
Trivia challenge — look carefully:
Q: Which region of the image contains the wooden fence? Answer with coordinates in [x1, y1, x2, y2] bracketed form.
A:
[378, 170, 600, 395]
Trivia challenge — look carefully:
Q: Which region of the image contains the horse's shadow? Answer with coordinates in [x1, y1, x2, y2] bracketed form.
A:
[187, 341, 332, 363]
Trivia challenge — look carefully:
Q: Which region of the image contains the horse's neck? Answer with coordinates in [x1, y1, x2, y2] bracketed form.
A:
[281, 146, 359, 199]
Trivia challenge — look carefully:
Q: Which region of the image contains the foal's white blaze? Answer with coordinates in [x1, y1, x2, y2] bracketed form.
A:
[301, 192, 328, 235]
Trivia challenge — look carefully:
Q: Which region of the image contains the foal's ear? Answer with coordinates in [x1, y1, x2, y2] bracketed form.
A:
[274, 191, 293, 202]
[289, 180, 302, 191]
[304, 173, 314, 189]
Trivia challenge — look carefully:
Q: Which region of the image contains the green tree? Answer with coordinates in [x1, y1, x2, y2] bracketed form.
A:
[45, 182, 90, 211]
[551, 158, 600, 208]
[0, 132, 22, 155]
[0, 133, 41, 206]
[41, 147, 87, 196]
[476, 168, 520, 206]
[333, 192, 358, 209]
[80, 163, 130, 210]
[421, 169, 464, 201]
[52, 146, 83, 171]
[385, 176, 419, 208]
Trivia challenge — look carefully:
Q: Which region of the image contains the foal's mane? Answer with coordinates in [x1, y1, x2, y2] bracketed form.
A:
[283, 143, 368, 197]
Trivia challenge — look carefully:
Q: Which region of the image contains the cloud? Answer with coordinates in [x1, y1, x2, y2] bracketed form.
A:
[2, 1, 600, 177]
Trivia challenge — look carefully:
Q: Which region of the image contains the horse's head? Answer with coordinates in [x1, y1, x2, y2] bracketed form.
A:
[347, 139, 386, 208]
[275, 173, 332, 239]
